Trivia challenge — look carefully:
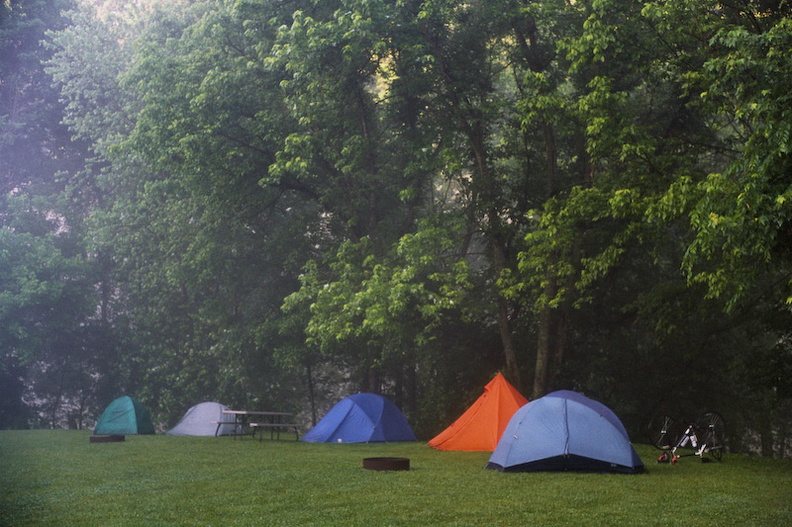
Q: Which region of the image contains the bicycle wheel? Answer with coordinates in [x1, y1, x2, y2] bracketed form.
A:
[647, 414, 680, 450]
[696, 411, 726, 461]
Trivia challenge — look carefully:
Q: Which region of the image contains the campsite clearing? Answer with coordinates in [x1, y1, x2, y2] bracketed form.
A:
[1, 430, 790, 526]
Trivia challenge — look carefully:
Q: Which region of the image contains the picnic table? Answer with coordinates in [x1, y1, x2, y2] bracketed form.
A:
[214, 410, 299, 440]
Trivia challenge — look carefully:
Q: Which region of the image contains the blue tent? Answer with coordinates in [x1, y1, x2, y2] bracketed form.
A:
[486, 390, 645, 473]
[300, 393, 416, 443]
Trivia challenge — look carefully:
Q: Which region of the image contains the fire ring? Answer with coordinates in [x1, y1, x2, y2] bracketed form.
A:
[363, 457, 410, 471]
[90, 435, 125, 443]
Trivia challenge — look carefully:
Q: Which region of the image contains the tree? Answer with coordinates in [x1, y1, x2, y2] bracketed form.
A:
[274, 0, 583, 398]
[512, 0, 792, 447]
[1, 0, 106, 428]
[48, 0, 324, 423]
[31, 0, 791, 453]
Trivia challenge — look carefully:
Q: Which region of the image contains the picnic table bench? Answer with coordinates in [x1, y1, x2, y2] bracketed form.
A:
[250, 422, 301, 441]
[214, 410, 297, 440]
[212, 420, 247, 438]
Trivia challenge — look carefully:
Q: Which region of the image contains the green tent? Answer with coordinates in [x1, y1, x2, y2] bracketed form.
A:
[94, 396, 155, 435]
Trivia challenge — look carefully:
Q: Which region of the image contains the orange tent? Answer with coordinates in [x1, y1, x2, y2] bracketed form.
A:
[429, 372, 528, 452]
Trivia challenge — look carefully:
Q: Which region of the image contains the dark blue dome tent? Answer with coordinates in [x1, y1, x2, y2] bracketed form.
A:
[486, 390, 645, 474]
[300, 393, 416, 443]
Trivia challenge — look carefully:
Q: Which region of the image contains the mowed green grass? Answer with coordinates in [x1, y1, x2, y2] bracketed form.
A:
[1, 431, 790, 526]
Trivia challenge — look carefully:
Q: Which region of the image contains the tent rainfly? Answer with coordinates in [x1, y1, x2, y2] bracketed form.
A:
[486, 390, 645, 474]
[300, 393, 416, 443]
[429, 372, 528, 451]
[166, 401, 237, 436]
[94, 396, 155, 435]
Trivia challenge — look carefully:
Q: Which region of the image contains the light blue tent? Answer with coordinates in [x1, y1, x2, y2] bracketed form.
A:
[166, 401, 238, 436]
[300, 393, 416, 443]
[486, 390, 644, 473]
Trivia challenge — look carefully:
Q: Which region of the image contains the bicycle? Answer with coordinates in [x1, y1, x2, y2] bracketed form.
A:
[647, 411, 726, 464]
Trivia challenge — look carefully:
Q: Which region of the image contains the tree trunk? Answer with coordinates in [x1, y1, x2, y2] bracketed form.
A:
[533, 263, 557, 399]
[421, 16, 523, 388]
[760, 419, 775, 457]
[305, 361, 317, 426]
[532, 117, 559, 399]
[492, 236, 522, 388]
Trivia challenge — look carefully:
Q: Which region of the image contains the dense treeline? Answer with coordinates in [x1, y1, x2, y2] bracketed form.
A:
[1, 0, 791, 456]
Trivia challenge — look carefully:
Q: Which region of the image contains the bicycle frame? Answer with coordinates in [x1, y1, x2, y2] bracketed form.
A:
[670, 423, 709, 462]
[650, 411, 724, 464]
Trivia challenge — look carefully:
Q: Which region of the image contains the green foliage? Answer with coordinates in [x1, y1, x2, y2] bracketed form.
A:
[1, 0, 106, 428]
[285, 219, 471, 357]
[506, 0, 792, 420]
[0, 223, 109, 428]
[682, 17, 792, 307]
[44, 0, 316, 424]
[1, 0, 81, 194]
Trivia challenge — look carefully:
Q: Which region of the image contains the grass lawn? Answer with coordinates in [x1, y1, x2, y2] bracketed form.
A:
[1, 430, 790, 526]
